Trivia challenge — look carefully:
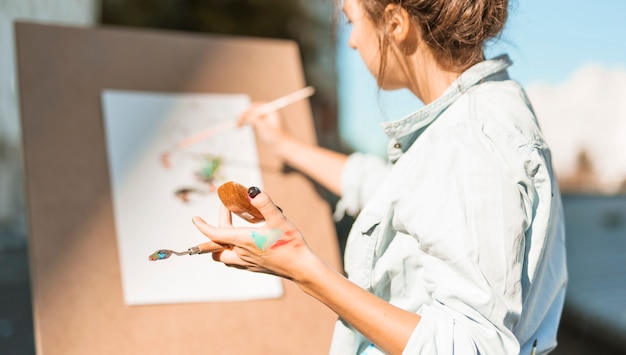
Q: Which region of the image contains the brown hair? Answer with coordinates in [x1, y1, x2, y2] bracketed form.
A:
[359, 0, 508, 81]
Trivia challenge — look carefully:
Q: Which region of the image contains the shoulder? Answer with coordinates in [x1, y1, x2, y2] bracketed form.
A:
[424, 79, 548, 156]
[399, 79, 552, 186]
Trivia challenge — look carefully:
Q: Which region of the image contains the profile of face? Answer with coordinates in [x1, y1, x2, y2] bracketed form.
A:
[343, 0, 384, 82]
[343, 0, 411, 91]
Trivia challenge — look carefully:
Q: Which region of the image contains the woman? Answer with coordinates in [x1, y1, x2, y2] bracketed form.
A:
[192, 0, 568, 353]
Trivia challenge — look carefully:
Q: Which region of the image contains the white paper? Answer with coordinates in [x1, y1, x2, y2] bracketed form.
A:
[101, 90, 283, 305]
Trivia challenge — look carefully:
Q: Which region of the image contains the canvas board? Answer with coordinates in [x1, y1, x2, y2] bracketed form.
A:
[16, 22, 341, 354]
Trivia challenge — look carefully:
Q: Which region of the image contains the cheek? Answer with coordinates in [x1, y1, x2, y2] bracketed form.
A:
[379, 49, 411, 90]
[358, 44, 381, 77]
[361, 36, 383, 76]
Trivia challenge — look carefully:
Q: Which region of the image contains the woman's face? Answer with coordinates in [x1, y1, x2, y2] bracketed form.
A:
[343, 0, 383, 80]
[343, 0, 408, 90]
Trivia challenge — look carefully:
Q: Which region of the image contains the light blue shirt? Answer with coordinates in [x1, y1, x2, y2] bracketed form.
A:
[331, 55, 567, 355]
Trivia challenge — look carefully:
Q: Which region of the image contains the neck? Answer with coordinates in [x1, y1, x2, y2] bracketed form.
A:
[402, 48, 461, 104]
[409, 55, 461, 104]
[415, 69, 459, 104]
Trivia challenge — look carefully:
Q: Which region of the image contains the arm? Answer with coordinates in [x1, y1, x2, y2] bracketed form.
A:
[192, 190, 420, 355]
[240, 104, 347, 196]
[274, 135, 347, 196]
[297, 253, 421, 355]
[241, 103, 393, 214]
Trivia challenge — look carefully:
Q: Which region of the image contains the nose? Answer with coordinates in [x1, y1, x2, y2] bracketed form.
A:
[347, 31, 357, 50]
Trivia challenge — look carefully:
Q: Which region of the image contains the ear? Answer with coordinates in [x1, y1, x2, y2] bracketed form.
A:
[383, 4, 412, 44]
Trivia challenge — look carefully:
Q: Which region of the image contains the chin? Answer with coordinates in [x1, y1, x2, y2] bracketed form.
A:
[379, 82, 406, 91]
[377, 75, 407, 91]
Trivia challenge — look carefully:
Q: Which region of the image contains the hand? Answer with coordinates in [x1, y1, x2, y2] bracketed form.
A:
[192, 187, 315, 280]
[237, 102, 290, 150]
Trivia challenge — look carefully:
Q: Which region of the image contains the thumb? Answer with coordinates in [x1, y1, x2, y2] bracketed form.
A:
[236, 102, 264, 127]
[247, 186, 283, 223]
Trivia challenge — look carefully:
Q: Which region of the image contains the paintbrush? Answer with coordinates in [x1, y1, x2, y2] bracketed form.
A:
[160, 86, 315, 168]
[148, 181, 266, 261]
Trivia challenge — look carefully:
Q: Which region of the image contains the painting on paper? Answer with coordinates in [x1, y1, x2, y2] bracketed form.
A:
[101, 90, 283, 305]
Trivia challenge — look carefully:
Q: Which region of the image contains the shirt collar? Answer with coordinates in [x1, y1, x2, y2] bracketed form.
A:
[380, 54, 513, 162]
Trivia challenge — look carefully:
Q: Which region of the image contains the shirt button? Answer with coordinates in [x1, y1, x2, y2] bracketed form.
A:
[393, 143, 401, 149]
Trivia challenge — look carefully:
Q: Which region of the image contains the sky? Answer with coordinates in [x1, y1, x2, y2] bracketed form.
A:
[336, 0, 626, 157]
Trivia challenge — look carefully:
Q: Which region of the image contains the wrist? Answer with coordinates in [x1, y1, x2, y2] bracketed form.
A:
[291, 251, 338, 297]
[274, 134, 300, 162]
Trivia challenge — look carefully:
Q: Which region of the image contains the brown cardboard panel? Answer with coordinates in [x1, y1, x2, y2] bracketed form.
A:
[15, 22, 341, 355]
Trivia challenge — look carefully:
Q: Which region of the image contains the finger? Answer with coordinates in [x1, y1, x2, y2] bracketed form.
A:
[212, 247, 249, 269]
[192, 216, 219, 241]
[236, 102, 263, 127]
[191, 216, 252, 248]
[219, 203, 233, 227]
[246, 187, 284, 223]
[211, 249, 223, 261]
[192, 216, 229, 245]
[213, 249, 276, 274]
[236, 111, 250, 127]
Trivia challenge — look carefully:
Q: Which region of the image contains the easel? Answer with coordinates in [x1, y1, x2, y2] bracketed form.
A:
[16, 22, 341, 354]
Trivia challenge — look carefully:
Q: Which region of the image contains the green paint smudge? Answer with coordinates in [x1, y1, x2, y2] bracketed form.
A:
[251, 228, 283, 250]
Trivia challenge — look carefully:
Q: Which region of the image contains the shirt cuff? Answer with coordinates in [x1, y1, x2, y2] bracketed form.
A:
[403, 303, 476, 354]
[334, 152, 389, 221]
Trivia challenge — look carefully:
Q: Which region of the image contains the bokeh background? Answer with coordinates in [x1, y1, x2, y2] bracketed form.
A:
[1, 0, 625, 354]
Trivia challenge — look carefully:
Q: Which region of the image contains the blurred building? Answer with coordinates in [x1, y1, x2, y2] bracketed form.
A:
[0, 0, 100, 249]
[526, 64, 626, 195]
[100, 0, 340, 149]
[1, 0, 344, 249]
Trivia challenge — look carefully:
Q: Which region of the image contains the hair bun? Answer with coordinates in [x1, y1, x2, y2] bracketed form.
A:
[359, 0, 509, 71]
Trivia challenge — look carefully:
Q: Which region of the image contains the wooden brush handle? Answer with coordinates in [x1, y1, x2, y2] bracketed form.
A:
[217, 181, 265, 223]
[189, 242, 225, 254]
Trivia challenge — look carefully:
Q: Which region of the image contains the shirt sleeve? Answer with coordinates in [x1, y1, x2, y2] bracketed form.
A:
[403, 302, 479, 354]
[334, 152, 392, 220]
